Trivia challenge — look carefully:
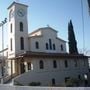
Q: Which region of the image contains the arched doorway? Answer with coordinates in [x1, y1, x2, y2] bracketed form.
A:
[20, 59, 25, 74]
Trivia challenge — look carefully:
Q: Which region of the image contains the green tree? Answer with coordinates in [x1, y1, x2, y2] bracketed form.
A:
[68, 20, 78, 54]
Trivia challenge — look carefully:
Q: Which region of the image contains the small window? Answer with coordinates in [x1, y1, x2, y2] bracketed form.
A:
[20, 22, 23, 32]
[10, 38, 12, 51]
[10, 23, 12, 33]
[53, 60, 57, 68]
[39, 60, 44, 69]
[20, 37, 24, 50]
[52, 78, 55, 86]
[46, 43, 48, 50]
[53, 44, 56, 50]
[61, 44, 63, 51]
[35, 41, 39, 49]
[64, 60, 68, 68]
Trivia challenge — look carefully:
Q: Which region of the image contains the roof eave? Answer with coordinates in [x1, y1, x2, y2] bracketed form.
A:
[7, 1, 28, 9]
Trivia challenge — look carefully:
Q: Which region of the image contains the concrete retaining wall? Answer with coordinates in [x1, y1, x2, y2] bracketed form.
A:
[0, 85, 89, 90]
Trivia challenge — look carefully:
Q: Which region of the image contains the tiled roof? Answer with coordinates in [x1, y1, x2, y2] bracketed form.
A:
[29, 27, 58, 36]
[9, 51, 88, 60]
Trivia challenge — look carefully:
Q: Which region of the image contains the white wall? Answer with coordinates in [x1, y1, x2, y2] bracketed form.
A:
[13, 57, 89, 86]
[29, 27, 66, 53]
[29, 30, 42, 37]
[8, 2, 28, 58]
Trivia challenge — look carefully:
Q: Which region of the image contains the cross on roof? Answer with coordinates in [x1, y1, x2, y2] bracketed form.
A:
[15, 0, 19, 2]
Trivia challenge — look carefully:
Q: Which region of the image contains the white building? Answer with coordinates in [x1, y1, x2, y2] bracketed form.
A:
[5, 2, 89, 86]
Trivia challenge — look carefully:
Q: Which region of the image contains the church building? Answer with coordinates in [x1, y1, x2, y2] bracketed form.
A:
[5, 2, 89, 86]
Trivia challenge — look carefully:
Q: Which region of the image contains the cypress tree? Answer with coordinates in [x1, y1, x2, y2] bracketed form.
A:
[68, 20, 78, 54]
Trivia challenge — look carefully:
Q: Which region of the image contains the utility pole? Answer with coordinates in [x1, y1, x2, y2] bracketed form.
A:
[81, 0, 85, 54]
[0, 18, 7, 84]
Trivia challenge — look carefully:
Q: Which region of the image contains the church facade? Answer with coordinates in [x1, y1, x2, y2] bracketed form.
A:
[6, 2, 89, 86]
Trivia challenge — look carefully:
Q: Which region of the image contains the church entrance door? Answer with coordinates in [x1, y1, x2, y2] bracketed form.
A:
[20, 63, 25, 74]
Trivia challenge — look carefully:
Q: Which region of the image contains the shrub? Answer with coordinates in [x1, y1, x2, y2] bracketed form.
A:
[14, 80, 24, 86]
[29, 82, 41, 86]
[65, 78, 81, 87]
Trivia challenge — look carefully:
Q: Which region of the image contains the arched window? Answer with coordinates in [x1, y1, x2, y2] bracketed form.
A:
[10, 38, 13, 51]
[53, 44, 56, 50]
[52, 78, 55, 86]
[78, 75, 81, 80]
[39, 60, 44, 69]
[10, 23, 12, 33]
[49, 39, 52, 50]
[9, 9, 13, 21]
[46, 43, 48, 50]
[35, 41, 39, 49]
[64, 60, 68, 68]
[20, 37, 24, 50]
[20, 22, 23, 31]
[61, 44, 63, 51]
[53, 60, 57, 68]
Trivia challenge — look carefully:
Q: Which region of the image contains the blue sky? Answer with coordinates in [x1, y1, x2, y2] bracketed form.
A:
[0, 0, 90, 55]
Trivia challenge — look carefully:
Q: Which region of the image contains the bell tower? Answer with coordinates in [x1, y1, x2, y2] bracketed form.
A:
[8, 2, 28, 58]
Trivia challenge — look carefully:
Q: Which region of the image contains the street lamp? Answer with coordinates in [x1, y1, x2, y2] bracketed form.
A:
[0, 18, 7, 84]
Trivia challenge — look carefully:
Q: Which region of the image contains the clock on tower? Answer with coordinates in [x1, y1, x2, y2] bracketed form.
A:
[17, 9, 25, 17]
